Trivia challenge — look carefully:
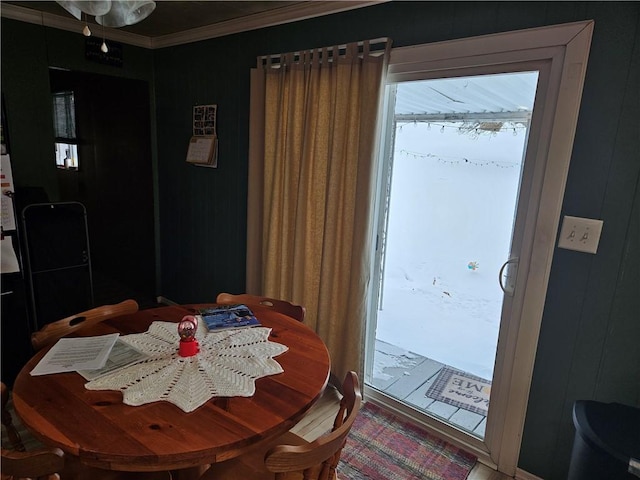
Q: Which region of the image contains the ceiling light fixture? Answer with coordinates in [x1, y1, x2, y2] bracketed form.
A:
[56, 1, 156, 34]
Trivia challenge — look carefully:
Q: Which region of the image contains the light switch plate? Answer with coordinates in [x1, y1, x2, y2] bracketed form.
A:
[557, 215, 604, 254]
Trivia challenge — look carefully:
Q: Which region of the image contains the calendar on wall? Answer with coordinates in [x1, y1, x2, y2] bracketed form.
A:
[186, 104, 218, 167]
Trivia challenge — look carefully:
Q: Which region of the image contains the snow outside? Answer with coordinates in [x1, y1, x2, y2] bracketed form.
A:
[375, 120, 527, 381]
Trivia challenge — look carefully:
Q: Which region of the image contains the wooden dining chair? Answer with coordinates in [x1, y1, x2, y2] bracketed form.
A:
[2, 381, 65, 480]
[1, 382, 25, 453]
[199, 371, 362, 480]
[31, 299, 139, 352]
[1, 445, 65, 480]
[216, 293, 306, 322]
[3, 381, 173, 480]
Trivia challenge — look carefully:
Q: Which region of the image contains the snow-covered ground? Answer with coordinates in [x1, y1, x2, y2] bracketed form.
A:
[374, 121, 528, 381]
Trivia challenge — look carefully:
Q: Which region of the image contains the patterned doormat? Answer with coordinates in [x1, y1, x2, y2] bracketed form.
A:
[339, 402, 477, 479]
[426, 367, 491, 416]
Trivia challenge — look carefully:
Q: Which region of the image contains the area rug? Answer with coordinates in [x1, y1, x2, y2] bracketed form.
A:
[425, 367, 491, 416]
[339, 402, 476, 479]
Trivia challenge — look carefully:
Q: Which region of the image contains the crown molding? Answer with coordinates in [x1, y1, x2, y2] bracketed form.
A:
[0, 3, 153, 48]
[1, 1, 387, 50]
[150, 1, 385, 49]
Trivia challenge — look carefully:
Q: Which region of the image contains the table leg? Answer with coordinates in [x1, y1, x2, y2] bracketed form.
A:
[170, 465, 210, 480]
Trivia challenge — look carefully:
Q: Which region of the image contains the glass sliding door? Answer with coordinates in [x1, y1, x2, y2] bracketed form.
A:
[369, 72, 537, 440]
[363, 23, 593, 475]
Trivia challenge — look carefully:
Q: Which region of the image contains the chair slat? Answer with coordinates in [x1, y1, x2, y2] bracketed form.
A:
[31, 299, 139, 351]
[199, 371, 362, 480]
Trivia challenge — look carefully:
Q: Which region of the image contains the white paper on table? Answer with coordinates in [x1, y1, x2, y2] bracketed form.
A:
[1, 237, 20, 273]
[78, 339, 148, 380]
[30, 333, 119, 376]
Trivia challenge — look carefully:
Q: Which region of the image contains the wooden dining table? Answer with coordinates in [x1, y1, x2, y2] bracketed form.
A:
[11, 303, 331, 478]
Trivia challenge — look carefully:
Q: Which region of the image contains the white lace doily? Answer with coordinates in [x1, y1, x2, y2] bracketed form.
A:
[85, 320, 288, 412]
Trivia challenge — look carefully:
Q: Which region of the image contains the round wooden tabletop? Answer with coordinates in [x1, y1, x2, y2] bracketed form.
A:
[12, 304, 331, 472]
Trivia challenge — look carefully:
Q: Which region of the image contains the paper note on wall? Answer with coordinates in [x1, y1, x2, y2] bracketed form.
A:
[1, 236, 20, 273]
[1, 154, 16, 231]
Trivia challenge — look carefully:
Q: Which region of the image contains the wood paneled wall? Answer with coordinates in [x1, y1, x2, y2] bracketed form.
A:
[2, 2, 639, 479]
[50, 70, 155, 298]
[153, 4, 639, 479]
[1, 21, 157, 320]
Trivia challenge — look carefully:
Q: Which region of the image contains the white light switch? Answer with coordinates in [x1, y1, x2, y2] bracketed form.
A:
[557, 215, 604, 254]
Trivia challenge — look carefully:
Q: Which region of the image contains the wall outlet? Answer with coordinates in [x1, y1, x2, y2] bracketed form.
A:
[557, 215, 604, 254]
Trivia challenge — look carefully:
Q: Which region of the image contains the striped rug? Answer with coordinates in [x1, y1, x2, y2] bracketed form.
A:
[339, 402, 477, 480]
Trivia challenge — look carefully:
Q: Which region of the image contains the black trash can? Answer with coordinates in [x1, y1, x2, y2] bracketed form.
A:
[568, 400, 640, 480]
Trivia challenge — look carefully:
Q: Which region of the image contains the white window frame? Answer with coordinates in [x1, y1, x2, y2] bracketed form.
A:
[52, 90, 79, 170]
[364, 20, 594, 476]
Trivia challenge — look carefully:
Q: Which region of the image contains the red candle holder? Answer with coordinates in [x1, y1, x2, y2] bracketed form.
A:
[178, 315, 200, 357]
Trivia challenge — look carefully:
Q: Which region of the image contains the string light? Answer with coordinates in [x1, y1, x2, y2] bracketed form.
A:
[394, 120, 527, 167]
[396, 120, 528, 137]
[82, 12, 91, 36]
[399, 149, 520, 168]
[101, 24, 108, 53]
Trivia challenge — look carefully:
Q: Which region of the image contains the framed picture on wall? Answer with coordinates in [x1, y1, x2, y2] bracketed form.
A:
[193, 104, 216, 136]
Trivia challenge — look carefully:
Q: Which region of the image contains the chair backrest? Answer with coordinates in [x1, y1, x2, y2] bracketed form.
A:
[216, 293, 306, 322]
[264, 371, 362, 480]
[1, 382, 65, 479]
[1, 447, 65, 480]
[1, 381, 25, 452]
[31, 299, 139, 352]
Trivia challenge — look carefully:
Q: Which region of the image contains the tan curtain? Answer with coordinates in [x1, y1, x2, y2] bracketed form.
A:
[247, 40, 390, 381]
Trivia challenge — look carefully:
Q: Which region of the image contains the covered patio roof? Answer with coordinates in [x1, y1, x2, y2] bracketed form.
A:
[393, 71, 538, 124]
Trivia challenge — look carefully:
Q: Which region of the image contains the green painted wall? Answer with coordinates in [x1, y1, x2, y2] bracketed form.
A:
[1, 20, 155, 201]
[153, 3, 639, 478]
[2, 2, 639, 479]
[1, 18, 159, 295]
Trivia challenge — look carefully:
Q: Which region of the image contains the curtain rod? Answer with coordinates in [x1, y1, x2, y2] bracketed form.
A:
[257, 37, 390, 66]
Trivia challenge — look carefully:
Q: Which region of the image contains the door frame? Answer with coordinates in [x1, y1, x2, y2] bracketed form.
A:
[364, 20, 593, 476]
